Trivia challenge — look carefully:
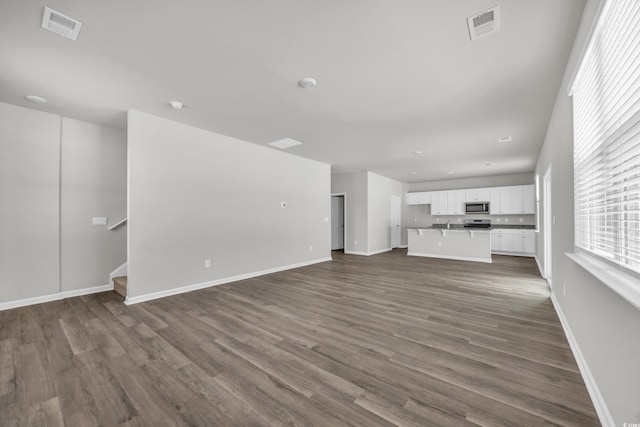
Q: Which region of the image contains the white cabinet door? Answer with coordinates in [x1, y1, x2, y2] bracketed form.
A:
[491, 229, 512, 252]
[511, 232, 525, 253]
[522, 185, 535, 214]
[465, 187, 490, 202]
[431, 191, 448, 215]
[522, 230, 536, 253]
[406, 193, 420, 205]
[447, 190, 465, 215]
[491, 187, 512, 214]
[510, 186, 523, 214]
[418, 191, 432, 204]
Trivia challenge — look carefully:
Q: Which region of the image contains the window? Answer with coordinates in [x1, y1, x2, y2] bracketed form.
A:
[572, 0, 640, 274]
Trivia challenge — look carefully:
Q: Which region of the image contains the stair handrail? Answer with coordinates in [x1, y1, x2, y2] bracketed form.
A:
[108, 217, 127, 231]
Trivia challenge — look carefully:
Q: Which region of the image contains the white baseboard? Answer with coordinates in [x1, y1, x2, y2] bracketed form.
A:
[407, 252, 492, 263]
[535, 255, 545, 278]
[0, 284, 114, 312]
[397, 245, 408, 249]
[344, 248, 392, 256]
[550, 293, 614, 427]
[491, 251, 535, 258]
[109, 261, 128, 281]
[125, 257, 332, 305]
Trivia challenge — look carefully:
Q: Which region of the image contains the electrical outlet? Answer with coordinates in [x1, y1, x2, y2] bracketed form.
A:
[563, 282, 566, 296]
[504, 218, 509, 222]
[354, 240, 357, 245]
[414, 218, 418, 222]
[373, 239, 376, 245]
[519, 218, 524, 223]
[205, 259, 211, 268]
[309, 245, 313, 252]
[553, 216, 556, 226]
[496, 218, 501, 223]
[324, 217, 329, 222]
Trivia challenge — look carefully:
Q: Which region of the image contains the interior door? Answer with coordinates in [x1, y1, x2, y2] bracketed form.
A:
[331, 196, 344, 250]
[390, 195, 401, 248]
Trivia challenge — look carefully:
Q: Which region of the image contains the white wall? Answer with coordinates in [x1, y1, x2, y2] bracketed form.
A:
[127, 110, 331, 300]
[331, 172, 368, 253]
[61, 118, 127, 291]
[331, 171, 402, 254]
[0, 102, 127, 308]
[367, 172, 403, 252]
[535, 0, 640, 424]
[0, 103, 60, 303]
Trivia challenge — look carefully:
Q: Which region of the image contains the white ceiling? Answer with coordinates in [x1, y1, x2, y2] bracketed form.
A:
[0, 0, 585, 183]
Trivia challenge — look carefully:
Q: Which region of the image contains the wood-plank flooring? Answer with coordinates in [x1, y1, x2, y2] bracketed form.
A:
[0, 250, 600, 426]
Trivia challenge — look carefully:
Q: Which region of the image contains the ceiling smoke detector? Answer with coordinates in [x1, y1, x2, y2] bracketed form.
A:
[170, 101, 184, 109]
[41, 7, 82, 40]
[268, 138, 303, 149]
[467, 6, 500, 40]
[498, 136, 513, 143]
[298, 77, 317, 88]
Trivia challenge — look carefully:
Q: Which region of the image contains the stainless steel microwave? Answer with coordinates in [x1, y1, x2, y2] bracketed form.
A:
[465, 202, 489, 214]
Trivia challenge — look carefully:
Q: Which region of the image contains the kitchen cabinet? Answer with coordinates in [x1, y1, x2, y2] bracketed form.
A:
[490, 185, 535, 215]
[490, 187, 511, 215]
[465, 188, 490, 202]
[431, 191, 448, 215]
[491, 229, 535, 255]
[491, 229, 512, 252]
[447, 190, 465, 215]
[522, 185, 535, 214]
[406, 191, 432, 205]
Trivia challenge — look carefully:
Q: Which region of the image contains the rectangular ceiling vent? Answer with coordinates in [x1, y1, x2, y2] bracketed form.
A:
[268, 138, 303, 149]
[42, 7, 82, 40]
[467, 6, 500, 41]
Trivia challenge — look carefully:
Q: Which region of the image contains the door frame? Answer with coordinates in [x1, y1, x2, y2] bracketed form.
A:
[543, 164, 552, 288]
[390, 195, 402, 248]
[331, 193, 347, 251]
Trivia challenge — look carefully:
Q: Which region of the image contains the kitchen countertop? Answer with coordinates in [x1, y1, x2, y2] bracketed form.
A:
[405, 224, 536, 231]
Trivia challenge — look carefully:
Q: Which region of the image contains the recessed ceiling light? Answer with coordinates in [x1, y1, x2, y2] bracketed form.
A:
[268, 138, 302, 149]
[170, 101, 184, 109]
[498, 136, 512, 143]
[410, 171, 417, 175]
[298, 77, 317, 88]
[26, 95, 47, 104]
[412, 150, 422, 155]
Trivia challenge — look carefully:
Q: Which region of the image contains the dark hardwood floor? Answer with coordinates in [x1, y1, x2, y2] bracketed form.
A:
[0, 250, 600, 426]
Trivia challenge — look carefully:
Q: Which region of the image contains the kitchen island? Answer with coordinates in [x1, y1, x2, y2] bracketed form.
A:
[407, 227, 492, 263]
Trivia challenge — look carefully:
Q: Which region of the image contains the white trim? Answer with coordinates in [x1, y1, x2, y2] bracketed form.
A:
[407, 252, 492, 264]
[344, 248, 392, 257]
[398, 245, 408, 249]
[491, 251, 535, 258]
[535, 255, 545, 278]
[109, 262, 128, 281]
[0, 284, 113, 312]
[550, 292, 615, 427]
[125, 257, 332, 305]
[108, 217, 127, 230]
[566, 252, 640, 310]
[566, 0, 608, 96]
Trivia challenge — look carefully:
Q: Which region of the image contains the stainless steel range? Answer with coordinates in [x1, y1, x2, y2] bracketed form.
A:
[464, 219, 491, 229]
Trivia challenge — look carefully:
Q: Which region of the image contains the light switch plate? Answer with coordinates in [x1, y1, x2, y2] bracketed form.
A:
[92, 217, 107, 225]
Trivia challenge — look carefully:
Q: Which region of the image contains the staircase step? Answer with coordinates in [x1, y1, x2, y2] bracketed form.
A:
[113, 276, 127, 298]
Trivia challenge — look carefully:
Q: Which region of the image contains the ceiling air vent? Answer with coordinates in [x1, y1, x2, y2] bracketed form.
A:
[41, 7, 82, 40]
[467, 6, 500, 41]
[268, 138, 303, 150]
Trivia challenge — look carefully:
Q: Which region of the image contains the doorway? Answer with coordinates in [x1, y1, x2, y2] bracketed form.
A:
[390, 195, 401, 248]
[331, 194, 345, 251]
[543, 165, 552, 287]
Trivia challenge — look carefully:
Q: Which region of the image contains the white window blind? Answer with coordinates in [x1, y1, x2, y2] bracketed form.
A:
[572, 0, 640, 274]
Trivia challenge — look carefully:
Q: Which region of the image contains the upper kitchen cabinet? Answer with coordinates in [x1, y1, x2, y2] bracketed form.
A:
[431, 191, 448, 215]
[406, 191, 432, 205]
[447, 189, 465, 215]
[465, 187, 490, 202]
[490, 185, 535, 215]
